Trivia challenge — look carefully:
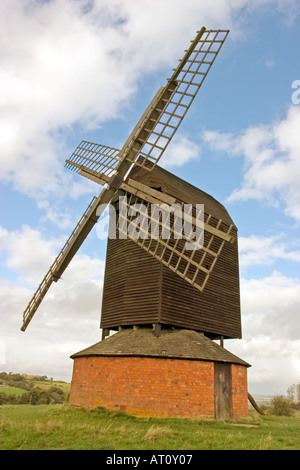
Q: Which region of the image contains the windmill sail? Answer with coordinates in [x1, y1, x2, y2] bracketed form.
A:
[134, 29, 229, 170]
[65, 142, 121, 179]
[21, 27, 230, 331]
[66, 28, 229, 180]
[21, 188, 115, 331]
[114, 188, 234, 293]
[21, 85, 167, 331]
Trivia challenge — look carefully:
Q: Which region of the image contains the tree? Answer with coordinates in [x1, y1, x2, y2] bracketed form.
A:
[287, 384, 296, 403]
[270, 395, 293, 416]
[18, 392, 31, 404]
[48, 386, 65, 404]
[297, 383, 300, 403]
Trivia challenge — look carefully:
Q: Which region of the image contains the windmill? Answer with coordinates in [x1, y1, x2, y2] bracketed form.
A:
[21, 27, 250, 419]
[21, 27, 234, 334]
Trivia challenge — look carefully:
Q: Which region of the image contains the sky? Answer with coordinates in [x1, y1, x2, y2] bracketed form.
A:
[1, 0, 300, 397]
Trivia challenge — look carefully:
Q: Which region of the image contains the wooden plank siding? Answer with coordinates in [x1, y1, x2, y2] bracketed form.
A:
[160, 230, 241, 338]
[101, 239, 161, 328]
[100, 165, 241, 339]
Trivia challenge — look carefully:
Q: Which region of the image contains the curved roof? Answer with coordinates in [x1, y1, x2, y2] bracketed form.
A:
[128, 164, 236, 228]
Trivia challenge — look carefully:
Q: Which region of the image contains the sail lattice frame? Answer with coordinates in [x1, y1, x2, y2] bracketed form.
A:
[65, 142, 121, 178]
[65, 29, 229, 177]
[115, 191, 234, 292]
[134, 29, 229, 170]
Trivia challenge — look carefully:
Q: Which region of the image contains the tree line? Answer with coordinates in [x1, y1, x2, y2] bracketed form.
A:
[0, 371, 67, 405]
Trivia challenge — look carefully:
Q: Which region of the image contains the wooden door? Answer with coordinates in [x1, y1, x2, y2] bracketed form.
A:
[214, 363, 232, 419]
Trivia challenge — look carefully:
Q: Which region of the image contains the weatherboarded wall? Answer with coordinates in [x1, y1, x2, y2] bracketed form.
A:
[100, 164, 241, 339]
[69, 356, 248, 419]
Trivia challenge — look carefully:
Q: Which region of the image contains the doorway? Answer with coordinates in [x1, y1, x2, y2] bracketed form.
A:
[214, 363, 232, 419]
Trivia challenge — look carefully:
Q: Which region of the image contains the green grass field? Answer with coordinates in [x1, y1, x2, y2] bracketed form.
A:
[0, 404, 300, 450]
[32, 381, 70, 392]
[0, 387, 27, 396]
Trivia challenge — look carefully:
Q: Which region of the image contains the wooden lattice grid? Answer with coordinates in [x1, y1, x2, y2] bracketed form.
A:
[65, 30, 229, 177]
[135, 30, 229, 170]
[115, 191, 233, 292]
[65, 142, 121, 178]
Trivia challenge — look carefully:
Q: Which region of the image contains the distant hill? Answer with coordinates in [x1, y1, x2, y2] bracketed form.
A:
[0, 371, 70, 405]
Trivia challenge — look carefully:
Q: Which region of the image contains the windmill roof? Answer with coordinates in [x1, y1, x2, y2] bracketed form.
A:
[128, 164, 236, 227]
[71, 328, 250, 367]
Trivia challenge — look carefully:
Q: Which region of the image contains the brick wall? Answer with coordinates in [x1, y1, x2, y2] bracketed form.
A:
[231, 364, 249, 418]
[69, 356, 248, 419]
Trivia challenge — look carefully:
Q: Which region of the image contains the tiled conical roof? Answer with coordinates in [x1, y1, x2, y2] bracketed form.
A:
[71, 328, 250, 367]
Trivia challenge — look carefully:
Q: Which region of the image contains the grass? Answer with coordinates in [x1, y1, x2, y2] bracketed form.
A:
[0, 387, 27, 396]
[0, 404, 300, 450]
[32, 381, 70, 392]
[0, 379, 70, 397]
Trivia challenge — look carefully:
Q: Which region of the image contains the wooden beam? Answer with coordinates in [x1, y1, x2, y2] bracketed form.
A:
[123, 179, 176, 206]
[79, 168, 109, 186]
[154, 323, 161, 337]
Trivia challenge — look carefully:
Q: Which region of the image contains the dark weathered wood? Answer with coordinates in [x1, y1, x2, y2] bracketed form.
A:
[154, 323, 161, 337]
[214, 363, 232, 419]
[101, 328, 110, 340]
[248, 393, 264, 415]
[100, 164, 241, 339]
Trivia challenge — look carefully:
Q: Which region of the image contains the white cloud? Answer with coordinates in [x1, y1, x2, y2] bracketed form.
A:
[0, 280, 103, 380]
[239, 233, 300, 268]
[1, 0, 299, 202]
[37, 200, 76, 231]
[0, 225, 64, 285]
[240, 272, 300, 339]
[265, 59, 275, 68]
[231, 335, 300, 394]
[0, 224, 105, 380]
[227, 271, 300, 393]
[202, 106, 300, 222]
[160, 134, 201, 168]
[0, 223, 104, 286]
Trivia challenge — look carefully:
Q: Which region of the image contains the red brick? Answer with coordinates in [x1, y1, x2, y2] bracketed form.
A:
[69, 356, 248, 418]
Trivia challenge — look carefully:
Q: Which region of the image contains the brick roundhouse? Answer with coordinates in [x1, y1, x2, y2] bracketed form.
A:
[70, 329, 250, 419]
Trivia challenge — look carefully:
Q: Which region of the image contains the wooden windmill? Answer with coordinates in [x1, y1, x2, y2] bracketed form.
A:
[21, 28, 250, 419]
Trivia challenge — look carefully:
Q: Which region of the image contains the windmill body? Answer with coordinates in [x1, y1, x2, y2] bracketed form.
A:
[21, 28, 250, 419]
[101, 164, 241, 340]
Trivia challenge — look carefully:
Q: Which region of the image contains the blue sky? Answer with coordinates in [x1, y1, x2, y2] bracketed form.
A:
[1, 0, 300, 396]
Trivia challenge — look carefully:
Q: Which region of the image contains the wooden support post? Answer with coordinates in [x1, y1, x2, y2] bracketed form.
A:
[101, 328, 110, 340]
[154, 323, 161, 337]
[248, 393, 265, 415]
